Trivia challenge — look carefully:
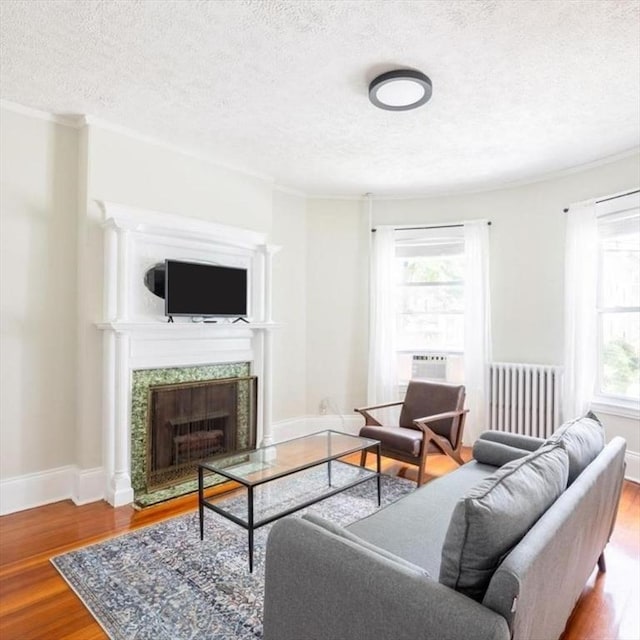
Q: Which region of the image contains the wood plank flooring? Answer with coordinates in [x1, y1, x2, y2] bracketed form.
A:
[0, 451, 638, 640]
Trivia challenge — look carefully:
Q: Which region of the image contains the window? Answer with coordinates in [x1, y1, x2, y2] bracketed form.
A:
[596, 206, 640, 403]
[394, 227, 465, 384]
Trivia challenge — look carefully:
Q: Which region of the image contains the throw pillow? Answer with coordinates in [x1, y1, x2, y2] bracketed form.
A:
[547, 412, 605, 485]
[472, 439, 530, 467]
[479, 430, 546, 452]
[439, 441, 569, 602]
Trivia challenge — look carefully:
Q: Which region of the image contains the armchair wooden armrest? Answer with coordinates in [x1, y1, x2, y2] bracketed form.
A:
[354, 401, 404, 427]
[413, 408, 469, 425]
[413, 409, 469, 465]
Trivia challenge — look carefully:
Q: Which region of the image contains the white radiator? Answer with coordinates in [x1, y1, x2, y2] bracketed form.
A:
[488, 362, 563, 438]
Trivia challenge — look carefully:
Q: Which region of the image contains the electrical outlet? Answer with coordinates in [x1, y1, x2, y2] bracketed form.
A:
[319, 398, 329, 415]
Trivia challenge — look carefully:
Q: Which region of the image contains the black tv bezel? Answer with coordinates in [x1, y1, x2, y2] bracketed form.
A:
[164, 259, 249, 318]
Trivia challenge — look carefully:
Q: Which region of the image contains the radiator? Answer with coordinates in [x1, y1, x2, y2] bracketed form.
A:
[488, 362, 563, 438]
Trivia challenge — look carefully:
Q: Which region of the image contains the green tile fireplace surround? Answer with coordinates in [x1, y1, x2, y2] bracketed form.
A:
[131, 362, 253, 507]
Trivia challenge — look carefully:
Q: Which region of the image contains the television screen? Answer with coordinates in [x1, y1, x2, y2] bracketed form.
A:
[165, 260, 248, 317]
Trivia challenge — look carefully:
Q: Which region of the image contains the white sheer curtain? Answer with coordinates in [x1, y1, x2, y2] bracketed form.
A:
[368, 225, 398, 406]
[463, 220, 492, 443]
[563, 200, 598, 420]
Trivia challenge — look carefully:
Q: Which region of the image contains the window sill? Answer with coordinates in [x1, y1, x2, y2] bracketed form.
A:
[591, 397, 640, 420]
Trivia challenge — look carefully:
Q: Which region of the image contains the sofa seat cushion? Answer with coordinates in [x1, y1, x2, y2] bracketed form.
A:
[302, 513, 431, 577]
[360, 425, 423, 456]
[347, 460, 496, 576]
[439, 442, 569, 602]
[547, 412, 605, 485]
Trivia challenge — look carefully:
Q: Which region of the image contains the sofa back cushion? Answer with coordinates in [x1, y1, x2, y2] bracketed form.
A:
[439, 442, 569, 602]
[547, 412, 605, 485]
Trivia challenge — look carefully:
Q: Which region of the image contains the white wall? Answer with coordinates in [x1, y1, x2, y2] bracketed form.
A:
[271, 189, 308, 421]
[0, 108, 78, 479]
[305, 198, 369, 417]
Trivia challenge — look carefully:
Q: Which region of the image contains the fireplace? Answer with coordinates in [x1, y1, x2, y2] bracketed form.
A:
[147, 376, 256, 490]
[95, 201, 278, 509]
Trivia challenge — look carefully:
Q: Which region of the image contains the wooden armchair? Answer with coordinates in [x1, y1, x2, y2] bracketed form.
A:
[355, 380, 469, 486]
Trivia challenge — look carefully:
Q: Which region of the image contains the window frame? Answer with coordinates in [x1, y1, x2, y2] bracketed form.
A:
[592, 194, 640, 416]
[393, 227, 466, 382]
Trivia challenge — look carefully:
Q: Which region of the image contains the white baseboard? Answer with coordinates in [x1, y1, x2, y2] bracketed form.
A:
[0, 465, 75, 515]
[625, 451, 640, 484]
[0, 465, 106, 516]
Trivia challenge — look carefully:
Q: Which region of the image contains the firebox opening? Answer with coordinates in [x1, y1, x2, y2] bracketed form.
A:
[146, 376, 256, 491]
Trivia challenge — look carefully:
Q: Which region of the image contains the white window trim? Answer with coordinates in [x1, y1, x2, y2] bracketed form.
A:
[593, 190, 640, 414]
[591, 396, 640, 420]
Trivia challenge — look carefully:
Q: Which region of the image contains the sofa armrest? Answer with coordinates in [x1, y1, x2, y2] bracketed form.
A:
[264, 517, 510, 640]
[479, 430, 545, 451]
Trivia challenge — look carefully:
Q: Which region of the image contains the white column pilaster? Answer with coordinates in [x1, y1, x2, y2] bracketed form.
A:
[116, 228, 131, 321]
[107, 331, 134, 506]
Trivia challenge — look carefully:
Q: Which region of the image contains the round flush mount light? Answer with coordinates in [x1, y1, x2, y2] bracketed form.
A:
[368, 69, 432, 111]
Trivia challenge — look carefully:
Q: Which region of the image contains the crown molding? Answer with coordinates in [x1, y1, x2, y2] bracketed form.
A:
[341, 148, 640, 202]
[0, 99, 83, 128]
[272, 183, 307, 198]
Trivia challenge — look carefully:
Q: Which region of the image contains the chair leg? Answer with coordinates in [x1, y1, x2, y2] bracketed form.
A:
[417, 462, 427, 487]
[597, 552, 606, 572]
[417, 446, 428, 487]
[360, 449, 367, 468]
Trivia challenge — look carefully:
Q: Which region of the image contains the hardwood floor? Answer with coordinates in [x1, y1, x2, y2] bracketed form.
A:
[0, 451, 638, 640]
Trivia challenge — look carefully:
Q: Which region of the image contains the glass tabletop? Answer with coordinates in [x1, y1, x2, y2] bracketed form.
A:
[199, 430, 379, 486]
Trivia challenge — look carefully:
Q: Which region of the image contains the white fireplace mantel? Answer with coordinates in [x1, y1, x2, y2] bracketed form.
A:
[95, 201, 280, 507]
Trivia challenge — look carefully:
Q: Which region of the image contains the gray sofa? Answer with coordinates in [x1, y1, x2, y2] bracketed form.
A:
[263, 416, 626, 640]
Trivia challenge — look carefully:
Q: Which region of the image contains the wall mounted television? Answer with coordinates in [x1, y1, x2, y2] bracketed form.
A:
[164, 259, 248, 318]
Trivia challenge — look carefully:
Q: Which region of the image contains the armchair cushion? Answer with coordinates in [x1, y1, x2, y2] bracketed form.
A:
[439, 441, 569, 602]
[359, 425, 423, 456]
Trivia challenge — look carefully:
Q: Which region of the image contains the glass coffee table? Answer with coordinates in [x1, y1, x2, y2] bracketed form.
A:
[198, 430, 381, 572]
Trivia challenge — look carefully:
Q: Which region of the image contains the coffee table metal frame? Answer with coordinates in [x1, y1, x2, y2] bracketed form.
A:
[198, 430, 381, 572]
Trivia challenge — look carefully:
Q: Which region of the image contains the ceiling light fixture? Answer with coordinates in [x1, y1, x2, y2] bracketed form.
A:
[368, 69, 432, 111]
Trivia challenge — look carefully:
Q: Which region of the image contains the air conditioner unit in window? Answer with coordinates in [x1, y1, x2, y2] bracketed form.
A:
[411, 354, 448, 381]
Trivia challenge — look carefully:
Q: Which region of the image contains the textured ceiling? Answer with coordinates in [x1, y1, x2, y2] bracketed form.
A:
[1, 0, 639, 196]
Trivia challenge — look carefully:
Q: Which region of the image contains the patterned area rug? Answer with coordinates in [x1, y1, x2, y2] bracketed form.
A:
[52, 464, 414, 640]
